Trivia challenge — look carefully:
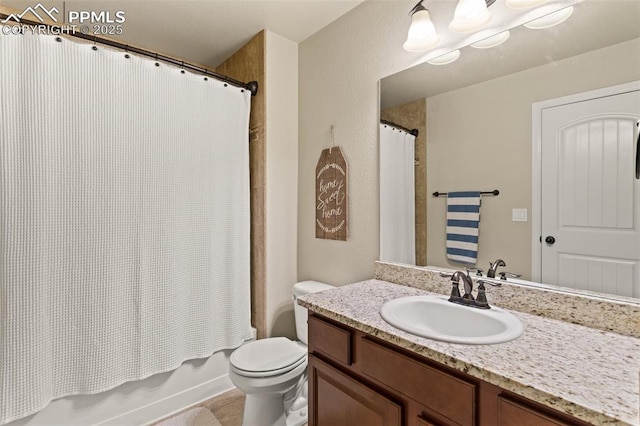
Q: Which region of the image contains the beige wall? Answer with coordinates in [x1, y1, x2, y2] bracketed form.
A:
[298, 1, 422, 285]
[426, 38, 640, 279]
[265, 31, 299, 338]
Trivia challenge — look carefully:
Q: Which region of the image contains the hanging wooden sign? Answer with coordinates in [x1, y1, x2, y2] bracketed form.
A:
[316, 146, 348, 241]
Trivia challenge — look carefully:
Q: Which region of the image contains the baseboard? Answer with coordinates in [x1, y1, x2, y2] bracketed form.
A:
[96, 374, 235, 426]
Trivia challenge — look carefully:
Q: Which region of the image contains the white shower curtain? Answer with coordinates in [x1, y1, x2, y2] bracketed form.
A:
[380, 124, 416, 265]
[0, 32, 253, 424]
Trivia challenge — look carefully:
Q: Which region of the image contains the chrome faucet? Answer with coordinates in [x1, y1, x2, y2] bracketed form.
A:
[448, 269, 490, 309]
[452, 270, 474, 301]
[487, 259, 506, 278]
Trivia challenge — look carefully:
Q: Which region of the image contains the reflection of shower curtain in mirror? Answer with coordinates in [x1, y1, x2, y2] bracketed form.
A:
[0, 32, 253, 424]
[380, 124, 415, 264]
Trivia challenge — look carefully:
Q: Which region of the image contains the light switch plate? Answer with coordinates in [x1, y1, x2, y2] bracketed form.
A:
[512, 208, 528, 222]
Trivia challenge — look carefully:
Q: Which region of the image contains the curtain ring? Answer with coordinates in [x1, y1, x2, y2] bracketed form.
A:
[92, 35, 98, 51]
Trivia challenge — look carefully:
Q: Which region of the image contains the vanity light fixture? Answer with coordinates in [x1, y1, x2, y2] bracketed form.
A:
[403, 1, 440, 52]
[470, 30, 510, 48]
[403, 0, 572, 53]
[427, 50, 461, 65]
[449, 0, 493, 33]
[523, 6, 574, 29]
[506, 0, 548, 9]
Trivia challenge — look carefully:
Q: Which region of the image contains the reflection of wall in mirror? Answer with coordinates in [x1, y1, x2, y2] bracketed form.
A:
[424, 38, 640, 280]
[381, 98, 427, 266]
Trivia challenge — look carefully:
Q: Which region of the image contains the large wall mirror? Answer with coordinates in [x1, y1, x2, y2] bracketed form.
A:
[379, 0, 640, 301]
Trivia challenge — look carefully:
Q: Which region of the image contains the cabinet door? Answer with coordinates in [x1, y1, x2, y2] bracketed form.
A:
[416, 415, 439, 426]
[498, 397, 572, 426]
[309, 354, 401, 426]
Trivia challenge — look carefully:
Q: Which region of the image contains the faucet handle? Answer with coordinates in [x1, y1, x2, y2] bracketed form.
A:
[466, 267, 483, 277]
[477, 279, 502, 287]
[449, 281, 462, 302]
[448, 276, 462, 302]
[475, 282, 490, 309]
[499, 271, 522, 280]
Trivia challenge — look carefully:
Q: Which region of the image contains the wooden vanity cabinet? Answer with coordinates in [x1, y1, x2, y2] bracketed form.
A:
[307, 314, 589, 426]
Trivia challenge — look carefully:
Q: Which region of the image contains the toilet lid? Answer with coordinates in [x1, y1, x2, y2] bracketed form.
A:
[230, 353, 307, 378]
[230, 337, 306, 375]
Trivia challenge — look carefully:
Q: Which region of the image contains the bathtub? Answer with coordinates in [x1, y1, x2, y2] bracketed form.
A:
[6, 331, 256, 426]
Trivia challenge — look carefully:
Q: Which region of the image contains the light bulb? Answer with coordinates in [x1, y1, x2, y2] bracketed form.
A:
[404, 8, 440, 52]
[449, 0, 491, 33]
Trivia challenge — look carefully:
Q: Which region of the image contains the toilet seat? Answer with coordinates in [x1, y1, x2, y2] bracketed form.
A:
[231, 355, 307, 378]
[230, 337, 307, 378]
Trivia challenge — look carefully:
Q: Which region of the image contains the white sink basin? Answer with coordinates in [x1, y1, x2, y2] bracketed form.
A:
[380, 295, 523, 345]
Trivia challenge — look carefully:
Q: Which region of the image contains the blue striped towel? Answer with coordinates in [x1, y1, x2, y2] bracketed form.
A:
[446, 191, 481, 264]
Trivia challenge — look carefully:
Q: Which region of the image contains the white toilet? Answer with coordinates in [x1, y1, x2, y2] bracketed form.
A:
[229, 280, 334, 426]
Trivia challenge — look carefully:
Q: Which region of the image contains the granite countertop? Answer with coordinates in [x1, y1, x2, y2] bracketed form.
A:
[298, 279, 640, 426]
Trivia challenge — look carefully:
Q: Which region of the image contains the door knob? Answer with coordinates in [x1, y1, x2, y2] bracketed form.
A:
[545, 236, 556, 244]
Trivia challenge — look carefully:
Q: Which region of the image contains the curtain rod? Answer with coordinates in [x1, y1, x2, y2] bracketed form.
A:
[0, 14, 259, 97]
[432, 190, 500, 197]
[380, 120, 419, 137]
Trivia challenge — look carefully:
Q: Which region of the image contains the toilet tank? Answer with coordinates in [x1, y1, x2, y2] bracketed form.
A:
[293, 280, 334, 345]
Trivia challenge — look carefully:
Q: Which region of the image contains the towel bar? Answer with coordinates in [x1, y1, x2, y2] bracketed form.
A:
[433, 190, 499, 197]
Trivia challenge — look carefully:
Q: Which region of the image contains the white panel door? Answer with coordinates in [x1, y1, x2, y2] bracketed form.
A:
[541, 90, 640, 297]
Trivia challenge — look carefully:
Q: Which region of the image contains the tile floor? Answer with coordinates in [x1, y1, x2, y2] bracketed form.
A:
[198, 388, 245, 426]
[157, 388, 309, 426]
[155, 389, 245, 426]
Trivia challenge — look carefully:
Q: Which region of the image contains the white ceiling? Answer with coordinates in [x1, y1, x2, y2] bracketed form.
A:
[381, 0, 640, 108]
[0, 0, 364, 66]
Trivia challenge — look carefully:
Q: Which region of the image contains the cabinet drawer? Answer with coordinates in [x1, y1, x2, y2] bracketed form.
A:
[360, 338, 476, 426]
[308, 315, 352, 365]
[498, 397, 572, 426]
